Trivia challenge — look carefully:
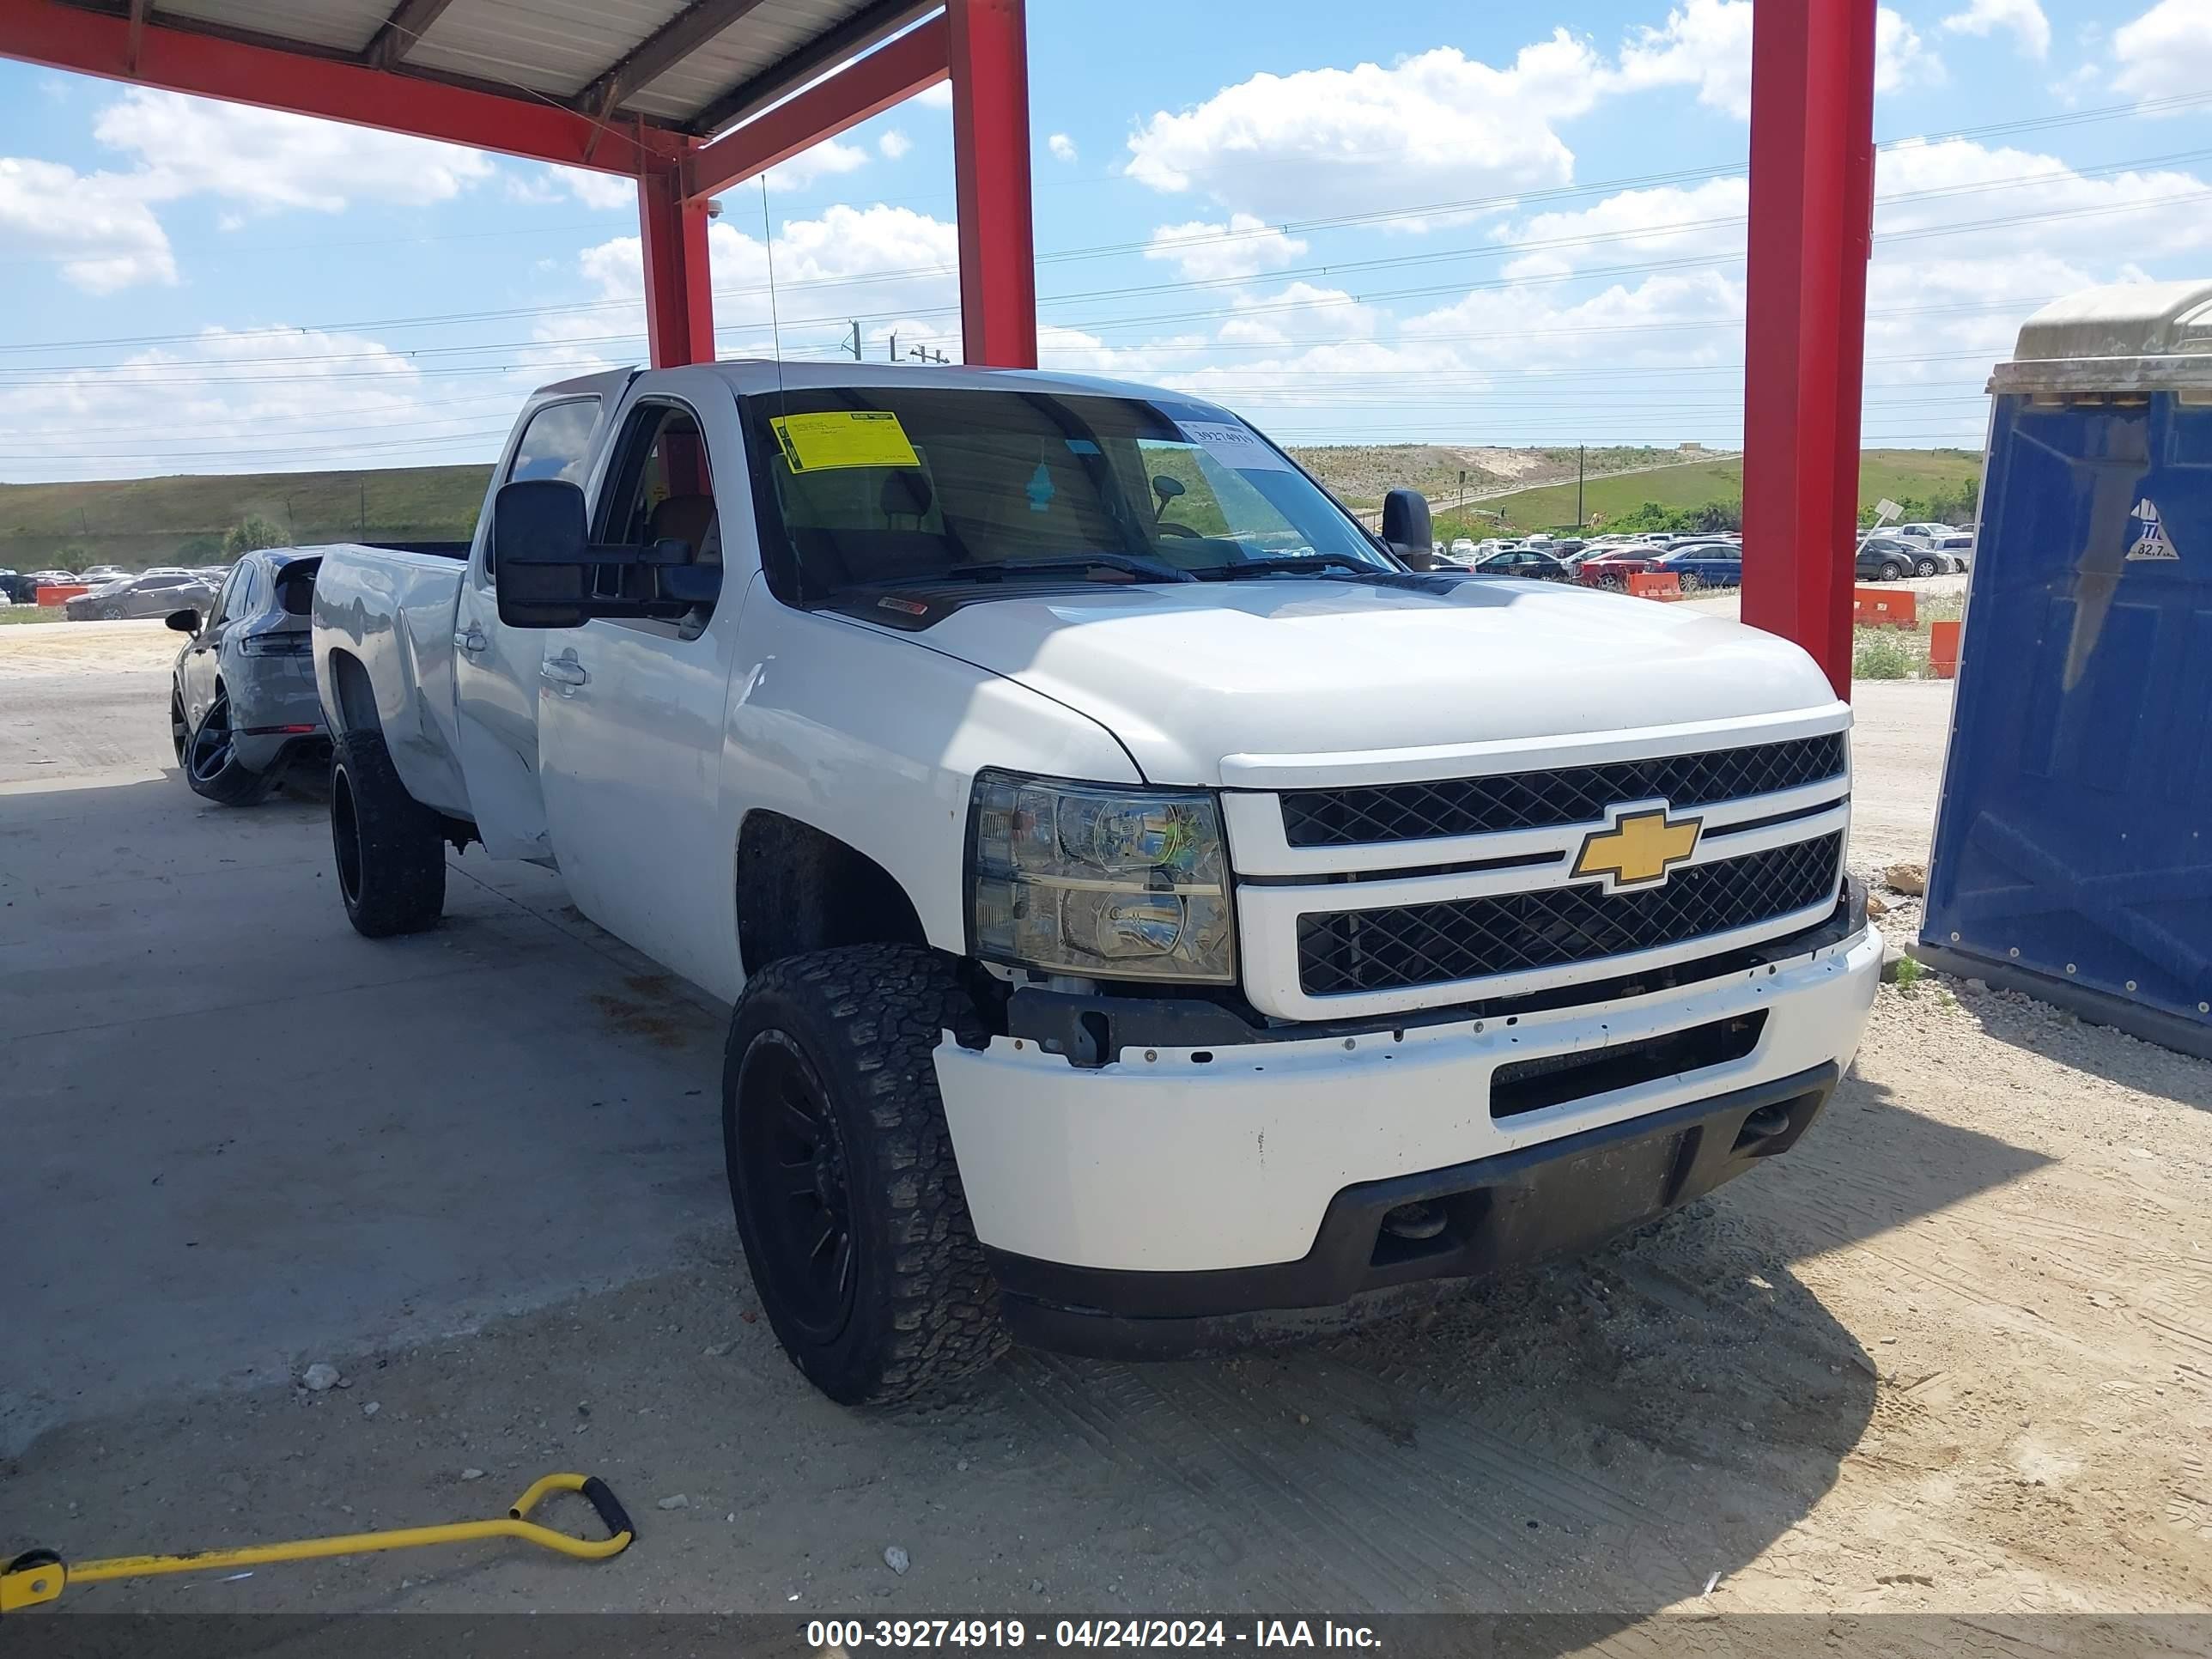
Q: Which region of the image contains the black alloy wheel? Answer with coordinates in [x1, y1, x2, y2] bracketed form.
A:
[732, 1032, 860, 1346]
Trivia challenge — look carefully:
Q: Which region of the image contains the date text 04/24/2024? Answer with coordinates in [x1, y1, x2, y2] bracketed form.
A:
[803, 1620, 1381, 1649]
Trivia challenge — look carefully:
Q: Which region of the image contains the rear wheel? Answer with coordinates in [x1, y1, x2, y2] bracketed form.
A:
[1676, 573, 1703, 594]
[184, 686, 274, 806]
[723, 945, 1006, 1406]
[330, 727, 445, 938]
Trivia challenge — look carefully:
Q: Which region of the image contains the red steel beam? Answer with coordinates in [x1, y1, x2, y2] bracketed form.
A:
[641, 168, 716, 367]
[684, 12, 948, 200]
[1740, 0, 1878, 699]
[0, 0, 681, 175]
[948, 0, 1036, 368]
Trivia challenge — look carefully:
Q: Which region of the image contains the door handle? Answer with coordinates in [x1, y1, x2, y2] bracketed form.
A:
[454, 626, 488, 653]
[540, 657, 588, 688]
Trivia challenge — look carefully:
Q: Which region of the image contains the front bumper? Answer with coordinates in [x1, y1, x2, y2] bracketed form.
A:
[937, 919, 1881, 1356]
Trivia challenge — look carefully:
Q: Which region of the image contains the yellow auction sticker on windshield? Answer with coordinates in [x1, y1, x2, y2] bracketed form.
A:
[769, 410, 921, 472]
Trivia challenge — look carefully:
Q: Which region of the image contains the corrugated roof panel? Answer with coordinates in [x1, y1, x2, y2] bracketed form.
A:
[625, 0, 885, 123]
[155, 0, 395, 54]
[397, 0, 684, 98]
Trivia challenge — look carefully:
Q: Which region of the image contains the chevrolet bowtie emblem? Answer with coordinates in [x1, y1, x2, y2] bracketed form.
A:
[1574, 805, 1702, 890]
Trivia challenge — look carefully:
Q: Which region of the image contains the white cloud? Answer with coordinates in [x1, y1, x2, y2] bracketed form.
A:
[0, 325, 520, 481]
[1611, 0, 1755, 118]
[1492, 177, 1748, 279]
[509, 165, 635, 210]
[878, 130, 913, 161]
[1610, 1, 1941, 119]
[914, 82, 952, 110]
[2112, 0, 2212, 102]
[1942, 0, 2051, 58]
[567, 204, 961, 362]
[1876, 9, 1947, 92]
[92, 88, 494, 212]
[1218, 281, 1380, 349]
[1144, 213, 1310, 283]
[1048, 131, 1078, 163]
[762, 137, 869, 193]
[1123, 37, 1603, 225]
[0, 156, 175, 292]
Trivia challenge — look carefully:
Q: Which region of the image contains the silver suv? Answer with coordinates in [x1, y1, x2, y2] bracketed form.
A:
[167, 549, 328, 805]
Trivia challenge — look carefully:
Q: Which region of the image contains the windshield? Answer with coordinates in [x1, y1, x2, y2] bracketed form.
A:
[742, 386, 1395, 599]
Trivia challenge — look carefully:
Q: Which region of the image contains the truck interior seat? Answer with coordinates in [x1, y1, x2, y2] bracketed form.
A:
[647, 494, 723, 605]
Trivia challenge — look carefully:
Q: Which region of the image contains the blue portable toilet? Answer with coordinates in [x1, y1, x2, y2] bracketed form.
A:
[1917, 280, 2212, 1057]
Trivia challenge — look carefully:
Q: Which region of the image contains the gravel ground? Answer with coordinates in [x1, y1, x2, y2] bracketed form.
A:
[3, 617, 2207, 1623]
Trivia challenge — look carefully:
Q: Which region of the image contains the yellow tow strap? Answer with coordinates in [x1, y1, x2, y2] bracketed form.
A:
[1, 1471, 633, 1613]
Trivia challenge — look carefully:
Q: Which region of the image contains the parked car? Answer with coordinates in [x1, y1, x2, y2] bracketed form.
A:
[310, 362, 1875, 1406]
[1573, 544, 1669, 586]
[142, 565, 192, 578]
[64, 571, 216, 621]
[1933, 532, 1973, 571]
[1653, 543, 1744, 591]
[1856, 534, 1935, 580]
[1893, 522, 1954, 543]
[0, 568, 21, 602]
[1448, 538, 1478, 560]
[167, 549, 327, 805]
[78, 564, 130, 584]
[13, 568, 74, 600]
[1470, 548, 1571, 581]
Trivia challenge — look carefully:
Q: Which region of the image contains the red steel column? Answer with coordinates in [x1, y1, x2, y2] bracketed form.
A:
[1741, 0, 1877, 698]
[949, 0, 1037, 368]
[641, 159, 714, 368]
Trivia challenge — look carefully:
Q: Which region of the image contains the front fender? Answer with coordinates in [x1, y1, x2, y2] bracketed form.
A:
[724, 603, 1138, 968]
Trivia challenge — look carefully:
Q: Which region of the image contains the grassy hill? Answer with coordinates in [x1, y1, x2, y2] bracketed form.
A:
[0, 465, 490, 569]
[1451, 448, 1984, 536]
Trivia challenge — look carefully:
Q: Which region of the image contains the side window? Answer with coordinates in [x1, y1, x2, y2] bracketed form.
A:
[207, 563, 246, 628]
[593, 403, 722, 625]
[489, 398, 599, 580]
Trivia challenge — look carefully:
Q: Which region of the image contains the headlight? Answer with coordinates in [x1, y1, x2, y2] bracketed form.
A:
[969, 770, 1234, 983]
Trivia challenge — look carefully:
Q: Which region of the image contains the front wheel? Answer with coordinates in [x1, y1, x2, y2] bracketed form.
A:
[330, 727, 446, 937]
[723, 945, 1007, 1406]
[1913, 555, 1938, 578]
[1877, 560, 1905, 580]
[100, 603, 125, 621]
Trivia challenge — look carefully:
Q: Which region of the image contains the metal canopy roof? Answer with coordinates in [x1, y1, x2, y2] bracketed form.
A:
[52, 0, 936, 135]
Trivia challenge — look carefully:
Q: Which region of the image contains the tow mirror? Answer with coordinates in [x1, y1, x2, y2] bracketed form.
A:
[1381, 489, 1437, 570]
[493, 480, 695, 629]
[165, 609, 200, 634]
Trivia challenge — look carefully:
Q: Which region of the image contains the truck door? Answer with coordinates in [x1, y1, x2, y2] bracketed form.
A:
[453, 395, 605, 862]
[533, 375, 748, 995]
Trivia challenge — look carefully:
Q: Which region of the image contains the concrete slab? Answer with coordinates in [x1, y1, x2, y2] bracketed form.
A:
[1, 757, 730, 1456]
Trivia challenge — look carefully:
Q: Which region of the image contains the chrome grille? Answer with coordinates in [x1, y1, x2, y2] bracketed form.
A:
[1279, 732, 1845, 849]
[1296, 832, 1844, 997]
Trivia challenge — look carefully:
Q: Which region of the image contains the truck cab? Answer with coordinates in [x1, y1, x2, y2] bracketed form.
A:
[312, 362, 1881, 1405]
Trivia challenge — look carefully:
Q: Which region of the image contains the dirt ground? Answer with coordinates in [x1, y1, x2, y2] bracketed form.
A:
[3, 619, 2209, 1624]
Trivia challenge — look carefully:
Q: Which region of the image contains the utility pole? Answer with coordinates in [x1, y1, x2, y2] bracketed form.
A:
[889, 331, 898, 362]
[1576, 445, 1586, 529]
[843, 321, 862, 361]
[359, 481, 367, 538]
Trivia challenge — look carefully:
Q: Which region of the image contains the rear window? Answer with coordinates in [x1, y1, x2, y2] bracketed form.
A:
[274, 561, 319, 617]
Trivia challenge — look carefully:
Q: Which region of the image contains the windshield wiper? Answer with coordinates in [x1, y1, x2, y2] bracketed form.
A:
[1194, 553, 1392, 581]
[893, 554, 1199, 585]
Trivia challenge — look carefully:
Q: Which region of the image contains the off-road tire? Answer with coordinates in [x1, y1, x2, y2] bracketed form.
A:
[723, 945, 1007, 1406]
[330, 727, 446, 938]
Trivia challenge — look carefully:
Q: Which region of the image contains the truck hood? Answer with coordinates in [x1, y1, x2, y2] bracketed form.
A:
[908, 576, 1841, 786]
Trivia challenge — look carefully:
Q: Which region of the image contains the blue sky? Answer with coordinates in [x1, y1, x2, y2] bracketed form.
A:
[1, 0, 2208, 479]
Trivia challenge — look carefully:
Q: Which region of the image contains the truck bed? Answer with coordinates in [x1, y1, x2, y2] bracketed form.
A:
[309, 541, 474, 821]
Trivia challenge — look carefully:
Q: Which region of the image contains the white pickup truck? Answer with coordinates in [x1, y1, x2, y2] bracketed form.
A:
[312, 362, 1881, 1405]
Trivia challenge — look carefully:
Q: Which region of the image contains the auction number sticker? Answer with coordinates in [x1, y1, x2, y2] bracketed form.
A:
[771, 410, 921, 472]
[1176, 421, 1292, 473]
